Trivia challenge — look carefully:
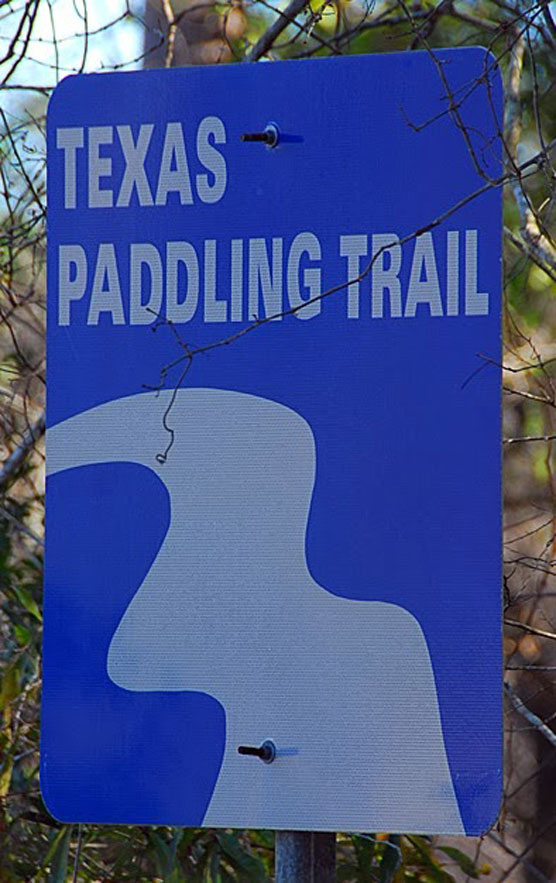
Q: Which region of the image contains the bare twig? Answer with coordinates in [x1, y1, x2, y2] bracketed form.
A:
[505, 618, 556, 642]
[0, 414, 45, 495]
[245, 0, 312, 61]
[505, 682, 556, 749]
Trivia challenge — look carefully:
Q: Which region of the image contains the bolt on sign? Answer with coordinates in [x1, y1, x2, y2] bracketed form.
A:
[43, 49, 502, 834]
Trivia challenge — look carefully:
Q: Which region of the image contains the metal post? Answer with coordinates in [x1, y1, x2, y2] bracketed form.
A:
[275, 831, 336, 882]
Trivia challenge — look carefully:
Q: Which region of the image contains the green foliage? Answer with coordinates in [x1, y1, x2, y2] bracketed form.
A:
[46, 827, 73, 883]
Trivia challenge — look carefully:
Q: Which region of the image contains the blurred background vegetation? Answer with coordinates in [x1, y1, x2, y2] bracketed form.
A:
[1, 0, 555, 879]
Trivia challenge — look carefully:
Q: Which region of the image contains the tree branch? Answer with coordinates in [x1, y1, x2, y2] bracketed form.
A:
[0, 415, 45, 496]
[504, 28, 556, 276]
[505, 682, 556, 749]
[505, 618, 556, 642]
[245, 0, 312, 62]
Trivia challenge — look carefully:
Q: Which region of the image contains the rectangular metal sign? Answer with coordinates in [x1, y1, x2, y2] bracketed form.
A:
[43, 50, 502, 834]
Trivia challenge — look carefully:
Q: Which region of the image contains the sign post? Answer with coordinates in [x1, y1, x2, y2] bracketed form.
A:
[275, 831, 335, 882]
[43, 49, 503, 845]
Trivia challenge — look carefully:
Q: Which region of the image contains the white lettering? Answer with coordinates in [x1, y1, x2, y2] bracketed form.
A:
[405, 232, 443, 318]
[116, 125, 154, 208]
[288, 232, 321, 319]
[55, 228, 490, 327]
[56, 128, 84, 209]
[88, 127, 113, 209]
[249, 238, 283, 320]
[129, 243, 162, 325]
[155, 123, 193, 206]
[167, 241, 199, 323]
[196, 116, 227, 204]
[465, 229, 489, 315]
[230, 239, 243, 322]
[372, 234, 402, 318]
[204, 240, 227, 322]
[88, 243, 124, 324]
[340, 234, 367, 319]
[58, 244, 87, 325]
[447, 231, 459, 316]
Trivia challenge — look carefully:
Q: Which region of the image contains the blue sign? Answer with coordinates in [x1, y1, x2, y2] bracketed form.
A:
[43, 49, 502, 834]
